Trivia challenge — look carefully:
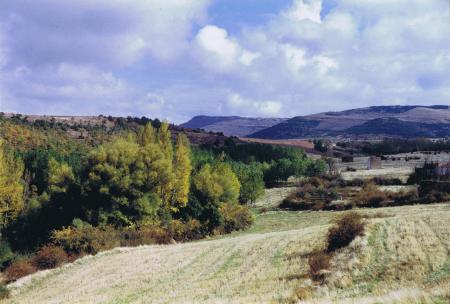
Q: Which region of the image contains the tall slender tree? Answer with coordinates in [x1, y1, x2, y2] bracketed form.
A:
[171, 134, 192, 210]
[0, 139, 25, 229]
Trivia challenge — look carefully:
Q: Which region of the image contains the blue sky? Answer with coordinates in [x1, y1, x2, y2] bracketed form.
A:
[0, 0, 449, 123]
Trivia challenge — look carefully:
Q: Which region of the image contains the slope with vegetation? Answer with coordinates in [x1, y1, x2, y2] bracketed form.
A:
[0, 114, 326, 295]
[5, 203, 450, 304]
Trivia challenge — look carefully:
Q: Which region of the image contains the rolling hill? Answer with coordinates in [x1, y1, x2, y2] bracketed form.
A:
[183, 106, 450, 139]
[181, 116, 288, 137]
[250, 105, 450, 139]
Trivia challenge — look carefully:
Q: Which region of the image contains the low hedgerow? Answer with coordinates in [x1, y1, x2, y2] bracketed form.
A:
[32, 245, 68, 270]
[4, 259, 37, 283]
[327, 212, 365, 252]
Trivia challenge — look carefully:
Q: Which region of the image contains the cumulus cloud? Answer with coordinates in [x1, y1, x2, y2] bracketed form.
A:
[194, 25, 260, 72]
[0, 0, 449, 120]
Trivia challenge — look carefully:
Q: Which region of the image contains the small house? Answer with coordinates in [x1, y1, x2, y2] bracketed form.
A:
[367, 156, 382, 170]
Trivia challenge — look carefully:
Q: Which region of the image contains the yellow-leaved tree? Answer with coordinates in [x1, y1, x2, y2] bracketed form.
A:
[138, 123, 157, 146]
[155, 122, 174, 206]
[171, 134, 192, 210]
[194, 162, 240, 204]
[48, 158, 75, 193]
[0, 139, 25, 228]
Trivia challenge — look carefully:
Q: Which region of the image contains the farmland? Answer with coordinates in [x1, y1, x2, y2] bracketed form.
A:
[6, 198, 450, 303]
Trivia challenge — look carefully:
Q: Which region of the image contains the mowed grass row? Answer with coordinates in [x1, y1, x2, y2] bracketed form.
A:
[6, 204, 450, 304]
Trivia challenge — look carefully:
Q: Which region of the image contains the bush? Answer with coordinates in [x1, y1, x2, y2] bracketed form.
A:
[353, 184, 388, 208]
[0, 284, 10, 300]
[51, 225, 121, 255]
[218, 203, 254, 233]
[0, 242, 14, 269]
[32, 245, 68, 269]
[4, 259, 37, 283]
[308, 251, 331, 282]
[121, 224, 172, 247]
[168, 219, 203, 242]
[327, 212, 364, 252]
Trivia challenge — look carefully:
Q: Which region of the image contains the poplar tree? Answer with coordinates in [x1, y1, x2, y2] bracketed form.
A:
[138, 123, 157, 146]
[0, 139, 25, 228]
[171, 134, 192, 210]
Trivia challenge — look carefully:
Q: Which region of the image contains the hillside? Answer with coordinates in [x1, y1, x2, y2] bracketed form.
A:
[249, 105, 450, 139]
[0, 113, 238, 147]
[7, 202, 450, 304]
[181, 116, 288, 137]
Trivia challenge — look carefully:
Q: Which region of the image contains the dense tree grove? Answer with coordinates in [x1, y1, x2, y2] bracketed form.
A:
[0, 116, 326, 279]
[337, 138, 450, 156]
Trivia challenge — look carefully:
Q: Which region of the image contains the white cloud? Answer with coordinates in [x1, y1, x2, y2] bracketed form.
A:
[239, 50, 260, 66]
[281, 44, 307, 71]
[0, 0, 210, 67]
[285, 0, 322, 23]
[1, 63, 133, 115]
[227, 93, 281, 117]
[1, 0, 450, 120]
[194, 25, 260, 72]
[313, 55, 338, 75]
[195, 25, 239, 69]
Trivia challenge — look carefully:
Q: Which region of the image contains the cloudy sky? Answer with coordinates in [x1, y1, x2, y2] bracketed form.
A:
[0, 0, 449, 123]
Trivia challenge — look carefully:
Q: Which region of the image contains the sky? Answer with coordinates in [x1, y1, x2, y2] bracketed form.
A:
[0, 0, 449, 123]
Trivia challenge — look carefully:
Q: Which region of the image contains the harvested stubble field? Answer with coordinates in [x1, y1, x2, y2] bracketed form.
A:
[6, 203, 450, 304]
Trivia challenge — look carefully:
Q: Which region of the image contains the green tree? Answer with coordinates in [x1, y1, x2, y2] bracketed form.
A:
[231, 162, 265, 205]
[86, 137, 164, 226]
[0, 140, 25, 228]
[47, 158, 75, 193]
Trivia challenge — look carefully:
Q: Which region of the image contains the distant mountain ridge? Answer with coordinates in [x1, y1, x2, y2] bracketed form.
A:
[251, 105, 450, 139]
[181, 115, 288, 137]
[183, 106, 450, 139]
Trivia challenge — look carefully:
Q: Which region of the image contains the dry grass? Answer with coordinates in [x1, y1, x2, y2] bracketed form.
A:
[5, 204, 450, 304]
[341, 167, 414, 182]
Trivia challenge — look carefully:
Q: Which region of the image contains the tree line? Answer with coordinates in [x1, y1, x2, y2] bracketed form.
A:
[0, 118, 326, 281]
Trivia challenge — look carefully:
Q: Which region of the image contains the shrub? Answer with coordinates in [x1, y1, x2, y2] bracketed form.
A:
[308, 251, 331, 282]
[4, 259, 37, 283]
[0, 242, 14, 268]
[0, 284, 10, 300]
[32, 245, 68, 269]
[353, 184, 388, 208]
[291, 286, 312, 302]
[168, 219, 203, 242]
[389, 190, 419, 206]
[121, 224, 172, 247]
[219, 203, 254, 233]
[327, 212, 364, 252]
[51, 225, 121, 255]
[139, 225, 172, 244]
